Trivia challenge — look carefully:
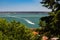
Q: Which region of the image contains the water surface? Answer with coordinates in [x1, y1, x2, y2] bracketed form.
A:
[0, 13, 49, 28]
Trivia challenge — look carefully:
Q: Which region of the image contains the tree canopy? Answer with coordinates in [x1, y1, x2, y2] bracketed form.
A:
[39, 0, 60, 39]
[41, 0, 60, 12]
[0, 18, 35, 40]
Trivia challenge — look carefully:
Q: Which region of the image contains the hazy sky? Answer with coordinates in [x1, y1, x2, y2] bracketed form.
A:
[0, 0, 51, 12]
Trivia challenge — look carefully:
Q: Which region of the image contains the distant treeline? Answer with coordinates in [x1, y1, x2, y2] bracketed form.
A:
[0, 11, 49, 14]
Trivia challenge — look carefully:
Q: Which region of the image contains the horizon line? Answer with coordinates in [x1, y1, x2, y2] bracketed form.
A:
[0, 11, 50, 13]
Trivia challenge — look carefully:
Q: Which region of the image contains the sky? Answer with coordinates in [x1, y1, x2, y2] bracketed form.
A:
[0, 0, 51, 12]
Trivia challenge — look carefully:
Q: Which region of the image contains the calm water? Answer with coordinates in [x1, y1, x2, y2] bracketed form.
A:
[0, 13, 49, 28]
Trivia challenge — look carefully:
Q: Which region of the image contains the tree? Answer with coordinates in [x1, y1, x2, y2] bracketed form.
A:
[39, 0, 60, 39]
[41, 0, 60, 12]
[0, 18, 35, 40]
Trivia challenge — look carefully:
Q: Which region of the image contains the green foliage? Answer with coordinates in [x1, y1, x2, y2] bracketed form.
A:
[39, 0, 60, 39]
[39, 11, 60, 38]
[41, 0, 60, 11]
[0, 18, 35, 40]
[0, 31, 3, 40]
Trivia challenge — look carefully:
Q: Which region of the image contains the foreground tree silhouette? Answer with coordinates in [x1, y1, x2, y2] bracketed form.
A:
[41, 0, 60, 12]
[39, 0, 60, 39]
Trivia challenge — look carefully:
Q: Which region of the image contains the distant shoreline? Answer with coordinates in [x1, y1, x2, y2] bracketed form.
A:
[0, 11, 49, 14]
